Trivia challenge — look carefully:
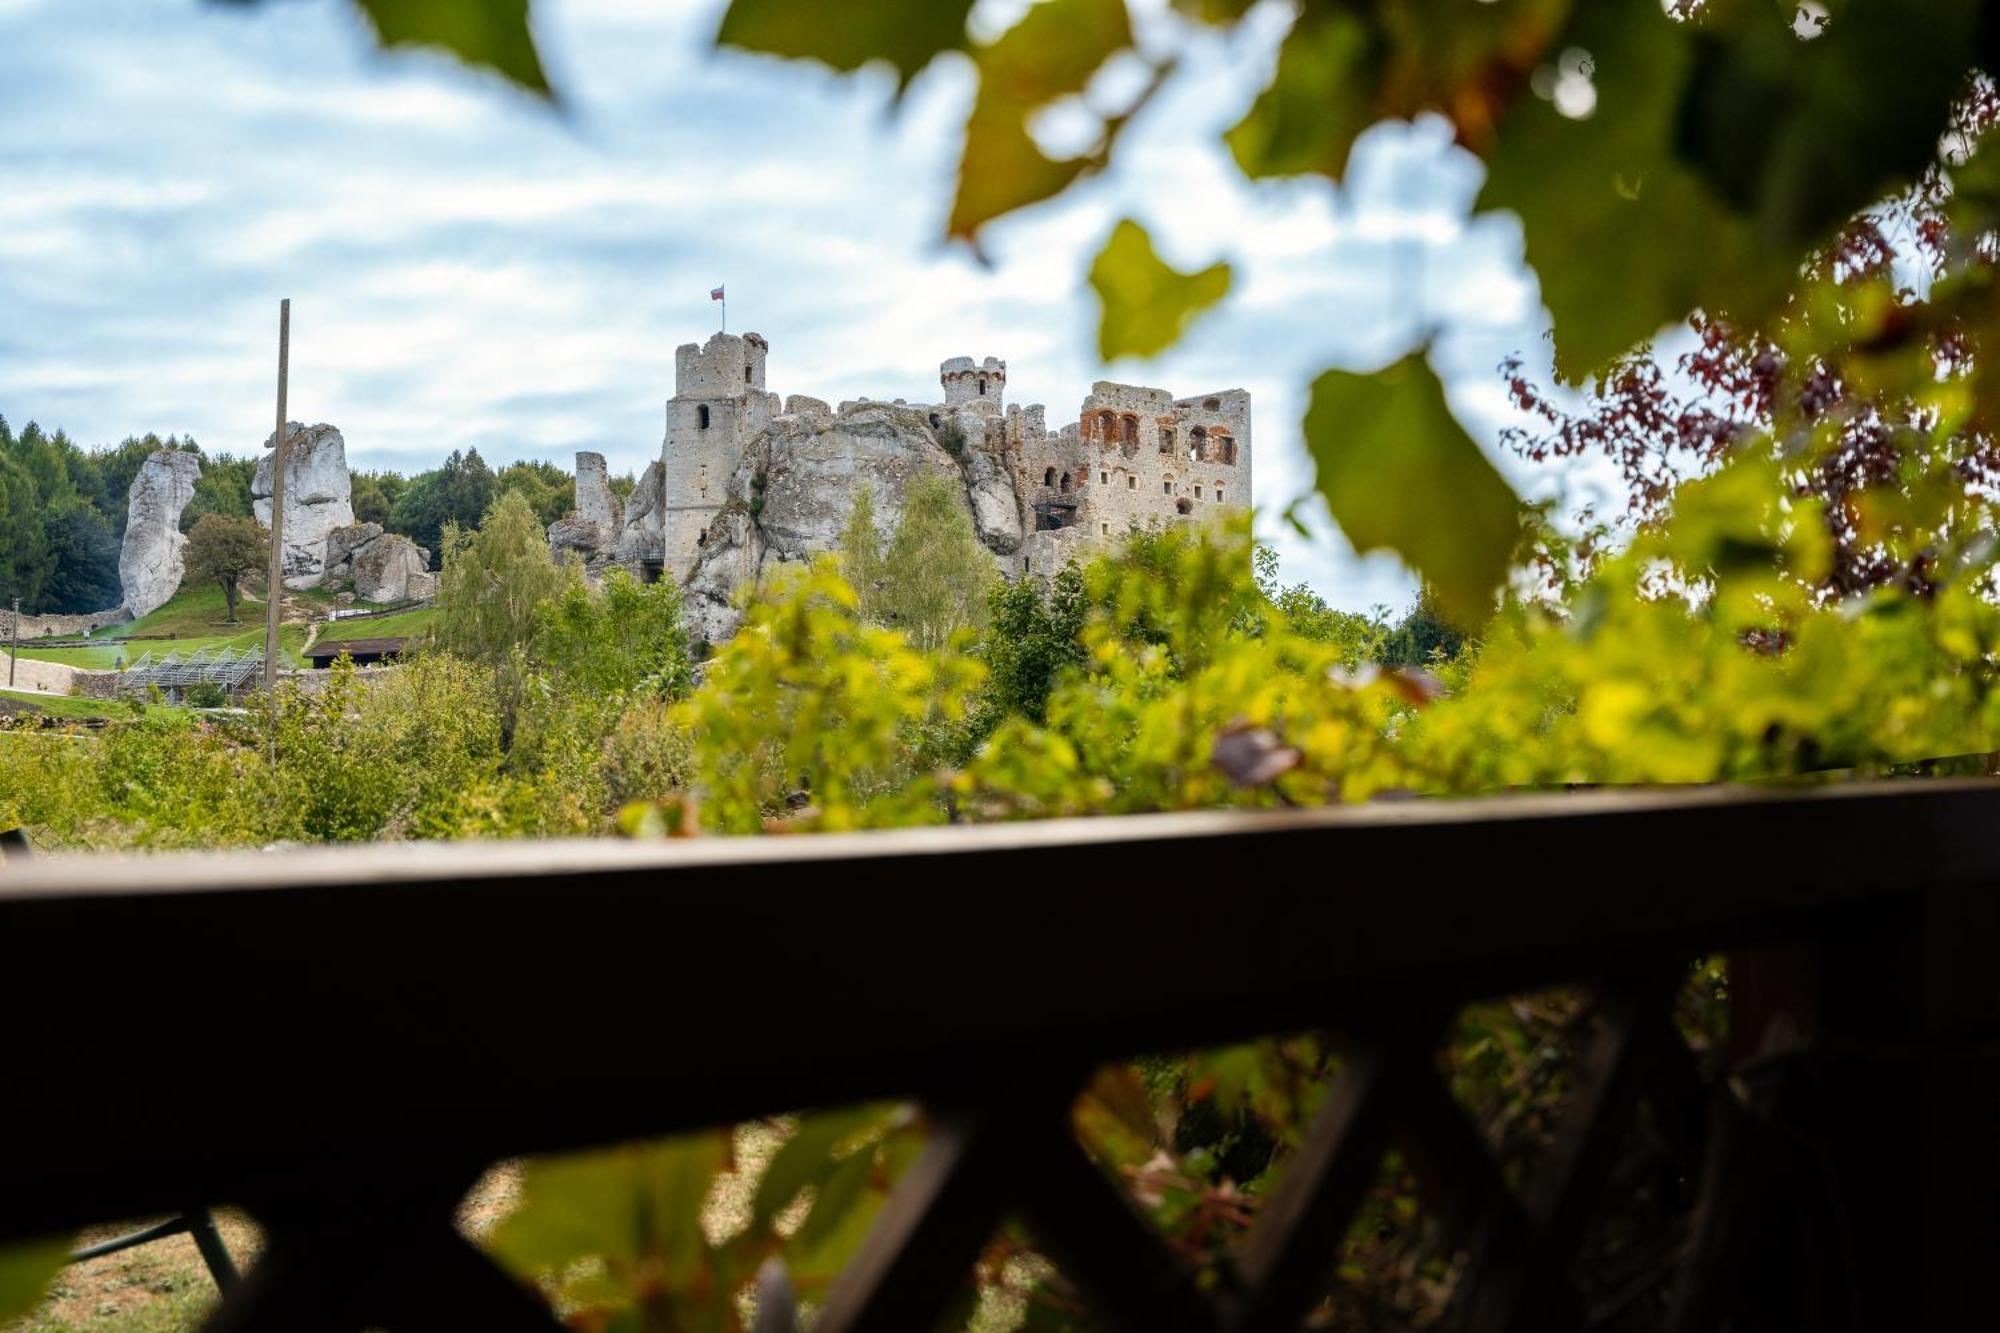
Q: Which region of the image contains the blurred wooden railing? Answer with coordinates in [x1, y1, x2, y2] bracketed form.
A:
[3, 780, 1998, 1331]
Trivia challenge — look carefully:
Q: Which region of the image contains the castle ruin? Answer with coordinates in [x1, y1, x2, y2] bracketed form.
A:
[577, 331, 1251, 639]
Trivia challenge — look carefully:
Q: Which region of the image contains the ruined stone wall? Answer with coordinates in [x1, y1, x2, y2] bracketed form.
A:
[1063, 380, 1250, 541]
[8, 608, 130, 639]
[623, 332, 1252, 637]
[674, 330, 767, 399]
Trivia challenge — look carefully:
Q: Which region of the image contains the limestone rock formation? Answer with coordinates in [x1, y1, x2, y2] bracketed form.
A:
[322, 522, 433, 604]
[753, 402, 965, 562]
[353, 532, 433, 603]
[118, 450, 202, 617]
[616, 460, 665, 565]
[322, 522, 383, 578]
[681, 401, 992, 640]
[548, 515, 604, 557]
[253, 422, 355, 589]
[945, 408, 1026, 554]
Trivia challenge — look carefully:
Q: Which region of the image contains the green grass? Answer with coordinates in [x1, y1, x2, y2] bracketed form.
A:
[11, 587, 309, 669]
[0, 690, 137, 720]
[315, 606, 436, 643]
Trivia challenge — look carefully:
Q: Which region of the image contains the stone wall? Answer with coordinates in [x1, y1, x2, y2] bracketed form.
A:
[624, 331, 1252, 640]
[7, 608, 129, 639]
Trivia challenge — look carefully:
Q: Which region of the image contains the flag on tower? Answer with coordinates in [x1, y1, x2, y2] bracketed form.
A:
[710, 285, 724, 301]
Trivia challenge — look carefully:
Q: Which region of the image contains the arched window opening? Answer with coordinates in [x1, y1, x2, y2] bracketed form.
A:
[929, 414, 941, 430]
[1121, 414, 1139, 445]
[1214, 432, 1236, 465]
[697, 404, 711, 430]
[1059, 471, 1073, 493]
[1044, 467, 1056, 486]
[1203, 396, 1221, 410]
[1160, 425, 1176, 455]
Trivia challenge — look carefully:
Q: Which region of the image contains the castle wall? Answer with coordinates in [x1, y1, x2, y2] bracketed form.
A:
[633, 333, 1252, 603]
[7, 608, 130, 640]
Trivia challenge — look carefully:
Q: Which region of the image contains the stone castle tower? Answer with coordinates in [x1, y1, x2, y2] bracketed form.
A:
[660, 331, 778, 581]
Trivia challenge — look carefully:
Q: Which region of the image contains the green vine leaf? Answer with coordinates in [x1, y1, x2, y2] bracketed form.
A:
[1088, 219, 1232, 361]
[949, 0, 1133, 241]
[715, 0, 974, 90]
[0, 1238, 71, 1324]
[353, 0, 551, 98]
[1676, 0, 1976, 253]
[1228, 0, 1570, 184]
[1478, 0, 1778, 383]
[1305, 354, 1521, 627]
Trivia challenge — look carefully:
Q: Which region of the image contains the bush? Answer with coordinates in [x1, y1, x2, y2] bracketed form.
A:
[182, 680, 227, 709]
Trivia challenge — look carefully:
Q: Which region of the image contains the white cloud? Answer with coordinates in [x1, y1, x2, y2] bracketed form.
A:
[0, 0, 1569, 612]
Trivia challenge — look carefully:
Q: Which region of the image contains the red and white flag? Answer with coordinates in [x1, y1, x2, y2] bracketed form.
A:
[710, 285, 725, 301]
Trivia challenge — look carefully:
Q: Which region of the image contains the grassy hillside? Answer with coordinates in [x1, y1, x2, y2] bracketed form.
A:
[315, 605, 436, 644]
[12, 586, 309, 669]
[0, 689, 137, 720]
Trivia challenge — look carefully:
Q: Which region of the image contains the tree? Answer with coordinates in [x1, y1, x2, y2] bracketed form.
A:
[1252, 543, 1381, 665]
[183, 514, 268, 622]
[535, 568, 693, 700]
[182, 452, 258, 531]
[496, 459, 574, 528]
[977, 562, 1087, 726]
[391, 448, 497, 557]
[1376, 585, 1466, 671]
[351, 469, 406, 528]
[836, 482, 885, 614]
[433, 489, 579, 745]
[869, 472, 994, 652]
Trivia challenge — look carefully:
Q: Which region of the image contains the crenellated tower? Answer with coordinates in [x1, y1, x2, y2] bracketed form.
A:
[660, 331, 776, 580]
[940, 356, 1006, 413]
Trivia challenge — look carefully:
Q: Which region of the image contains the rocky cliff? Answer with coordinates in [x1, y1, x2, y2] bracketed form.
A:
[118, 450, 202, 617]
[253, 422, 356, 590]
[680, 401, 1024, 641]
[616, 460, 665, 566]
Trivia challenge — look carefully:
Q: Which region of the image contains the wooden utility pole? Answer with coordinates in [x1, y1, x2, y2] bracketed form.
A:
[263, 299, 290, 702]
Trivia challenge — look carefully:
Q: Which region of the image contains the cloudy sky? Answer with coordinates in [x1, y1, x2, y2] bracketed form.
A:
[0, 0, 1612, 611]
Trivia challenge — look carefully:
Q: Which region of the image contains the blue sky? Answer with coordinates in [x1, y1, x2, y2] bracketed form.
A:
[0, 0, 1616, 611]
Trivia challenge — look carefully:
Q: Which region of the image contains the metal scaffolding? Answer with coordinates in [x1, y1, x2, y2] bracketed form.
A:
[118, 646, 265, 700]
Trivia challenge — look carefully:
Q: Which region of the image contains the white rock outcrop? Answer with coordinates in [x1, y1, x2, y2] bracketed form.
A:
[616, 460, 665, 565]
[322, 522, 433, 604]
[681, 402, 990, 640]
[353, 532, 433, 603]
[118, 450, 202, 617]
[253, 422, 355, 589]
